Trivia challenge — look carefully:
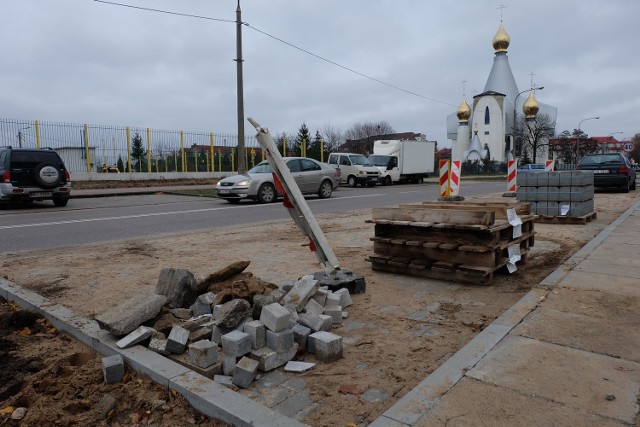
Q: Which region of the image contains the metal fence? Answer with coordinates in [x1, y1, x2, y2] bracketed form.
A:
[0, 118, 261, 173]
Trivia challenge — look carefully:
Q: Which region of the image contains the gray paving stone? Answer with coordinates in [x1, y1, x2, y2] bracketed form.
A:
[243, 320, 266, 349]
[334, 288, 352, 307]
[299, 312, 332, 332]
[215, 299, 252, 329]
[148, 332, 169, 355]
[250, 344, 298, 371]
[361, 389, 388, 403]
[166, 325, 189, 354]
[260, 303, 291, 332]
[273, 389, 313, 418]
[188, 339, 218, 368]
[223, 355, 237, 376]
[292, 324, 311, 350]
[281, 275, 319, 312]
[232, 356, 259, 388]
[116, 326, 155, 349]
[102, 354, 125, 384]
[221, 330, 252, 357]
[310, 331, 343, 362]
[266, 329, 294, 353]
[95, 293, 167, 337]
[323, 306, 342, 324]
[284, 361, 316, 373]
[304, 298, 324, 316]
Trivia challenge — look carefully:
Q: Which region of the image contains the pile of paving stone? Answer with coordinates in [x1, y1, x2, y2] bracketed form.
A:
[95, 265, 352, 389]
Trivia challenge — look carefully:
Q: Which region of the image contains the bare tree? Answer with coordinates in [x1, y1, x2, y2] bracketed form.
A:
[518, 113, 556, 163]
[344, 121, 394, 154]
[320, 122, 344, 154]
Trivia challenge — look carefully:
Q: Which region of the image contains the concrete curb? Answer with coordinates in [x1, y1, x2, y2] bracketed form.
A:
[0, 278, 305, 427]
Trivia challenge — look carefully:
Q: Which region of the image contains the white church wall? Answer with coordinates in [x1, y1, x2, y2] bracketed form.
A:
[471, 96, 505, 162]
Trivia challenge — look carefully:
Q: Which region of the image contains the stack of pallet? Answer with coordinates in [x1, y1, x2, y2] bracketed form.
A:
[366, 201, 537, 285]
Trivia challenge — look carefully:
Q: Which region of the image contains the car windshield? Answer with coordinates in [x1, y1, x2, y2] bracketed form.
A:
[580, 154, 622, 165]
[529, 164, 544, 169]
[368, 155, 390, 167]
[349, 154, 372, 166]
[248, 162, 272, 174]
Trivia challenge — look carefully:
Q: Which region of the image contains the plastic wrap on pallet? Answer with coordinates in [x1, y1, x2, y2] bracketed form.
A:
[507, 208, 522, 238]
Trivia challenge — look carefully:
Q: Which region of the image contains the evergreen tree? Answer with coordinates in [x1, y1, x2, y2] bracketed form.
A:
[306, 130, 323, 160]
[117, 155, 125, 172]
[131, 132, 146, 172]
[294, 123, 311, 157]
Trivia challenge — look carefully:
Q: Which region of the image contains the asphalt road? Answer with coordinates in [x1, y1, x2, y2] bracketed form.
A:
[0, 181, 506, 253]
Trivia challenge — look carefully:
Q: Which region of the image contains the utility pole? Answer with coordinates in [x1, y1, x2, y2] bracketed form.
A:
[18, 131, 23, 148]
[235, 0, 246, 173]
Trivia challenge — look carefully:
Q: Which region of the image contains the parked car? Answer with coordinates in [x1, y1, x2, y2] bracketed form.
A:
[576, 153, 636, 193]
[518, 163, 546, 173]
[0, 146, 72, 206]
[327, 152, 380, 187]
[216, 157, 340, 203]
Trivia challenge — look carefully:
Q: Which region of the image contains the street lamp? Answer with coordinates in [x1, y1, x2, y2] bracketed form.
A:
[512, 86, 544, 159]
[576, 116, 600, 162]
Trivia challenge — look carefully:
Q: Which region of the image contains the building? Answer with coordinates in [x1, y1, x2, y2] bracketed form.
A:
[446, 22, 557, 163]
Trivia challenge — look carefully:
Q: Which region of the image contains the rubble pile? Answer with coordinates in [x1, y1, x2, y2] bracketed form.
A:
[95, 262, 353, 389]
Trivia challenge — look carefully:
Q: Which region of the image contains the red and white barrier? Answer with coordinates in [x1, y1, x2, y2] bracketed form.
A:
[545, 160, 554, 172]
[507, 160, 517, 193]
[449, 160, 461, 196]
[439, 159, 450, 198]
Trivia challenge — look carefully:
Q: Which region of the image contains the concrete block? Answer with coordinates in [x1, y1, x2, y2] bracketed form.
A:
[189, 340, 218, 368]
[281, 280, 296, 292]
[252, 294, 276, 319]
[548, 171, 560, 187]
[116, 326, 155, 349]
[281, 275, 319, 312]
[304, 298, 324, 316]
[310, 331, 343, 362]
[223, 355, 237, 376]
[515, 187, 527, 201]
[323, 306, 342, 324]
[221, 330, 252, 357]
[250, 344, 298, 371]
[190, 292, 215, 316]
[95, 293, 167, 337]
[183, 316, 211, 332]
[312, 270, 366, 294]
[547, 201, 559, 217]
[536, 186, 547, 201]
[299, 312, 333, 332]
[266, 329, 294, 353]
[537, 172, 549, 187]
[558, 186, 572, 202]
[270, 288, 286, 303]
[517, 172, 530, 187]
[167, 325, 190, 354]
[102, 354, 125, 384]
[214, 375, 234, 388]
[292, 324, 311, 350]
[534, 202, 547, 216]
[324, 293, 341, 308]
[169, 352, 222, 379]
[558, 171, 573, 186]
[283, 304, 299, 328]
[525, 186, 538, 202]
[546, 186, 559, 202]
[284, 361, 316, 373]
[243, 320, 266, 350]
[211, 324, 233, 344]
[311, 288, 328, 306]
[334, 288, 352, 308]
[233, 316, 253, 333]
[260, 303, 291, 332]
[149, 332, 169, 355]
[232, 357, 259, 388]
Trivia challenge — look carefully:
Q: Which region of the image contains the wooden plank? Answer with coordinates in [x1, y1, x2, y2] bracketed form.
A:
[369, 260, 492, 286]
[439, 243, 460, 250]
[412, 202, 531, 218]
[409, 221, 434, 228]
[535, 211, 597, 224]
[372, 207, 495, 226]
[405, 240, 424, 247]
[390, 239, 407, 245]
[374, 241, 499, 268]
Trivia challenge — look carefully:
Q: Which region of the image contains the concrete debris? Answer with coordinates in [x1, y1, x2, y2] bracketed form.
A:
[102, 354, 125, 384]
[95, 293, 167, 337]
[312, 269, 366, 294]
[188, 339, 218, 368]
[155, 268, 199, 309]
[190, 292, 216, 316]
[215, 299, 252, 329]
[198, 260, 251, 290]
[232, 356, 259, 388]
[281, 275, 319, 312]
[284, 361, 316, 373]
[166, 325, 189, 354]
[221, 330, 252, 357]
[116, 325, 155, 349]
[149, 332, 169, 355]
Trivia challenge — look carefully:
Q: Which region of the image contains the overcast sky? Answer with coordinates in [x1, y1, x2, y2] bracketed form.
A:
[2, 0, 639, 147]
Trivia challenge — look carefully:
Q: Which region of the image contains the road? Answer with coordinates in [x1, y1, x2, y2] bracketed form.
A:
[0, 181, 506, 253]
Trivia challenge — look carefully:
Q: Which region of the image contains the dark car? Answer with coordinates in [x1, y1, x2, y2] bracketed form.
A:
[0, 146, 72, 206]
[576, 153, 636, 193]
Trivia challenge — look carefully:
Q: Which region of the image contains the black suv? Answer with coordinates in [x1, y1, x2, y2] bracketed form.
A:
[576, 152, 636, 193]
[0, 147, 72, 206]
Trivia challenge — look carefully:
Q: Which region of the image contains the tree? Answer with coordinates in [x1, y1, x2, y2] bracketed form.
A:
[130, 132, 146, 172]
[550, 129, 599, 164]
[517, 113, 556, 163]
[320, 122, 344, 155]
[293, 123, 311, 157]
[344, 121, 394, 154]
[306, 130, 323, 160]
[628, 133, 640, 164]
[117, 155, 125, 172]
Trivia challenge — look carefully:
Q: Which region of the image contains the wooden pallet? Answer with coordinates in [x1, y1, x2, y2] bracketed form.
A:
[536, 211, 597, 224]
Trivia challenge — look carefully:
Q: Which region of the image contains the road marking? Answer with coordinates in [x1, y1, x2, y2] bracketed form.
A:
[0, 192, 384, 230]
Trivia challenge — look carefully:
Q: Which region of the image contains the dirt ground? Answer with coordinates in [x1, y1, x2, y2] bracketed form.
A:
[1, 185, 639, 426]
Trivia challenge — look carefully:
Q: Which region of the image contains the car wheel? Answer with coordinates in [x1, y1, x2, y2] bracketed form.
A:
[258, 183, 276, 203]
[347, 176, 357, 187]
[52, 197, 68, 207]
[631, 177, 637, 191]
[622, 179, 630, 193]
[384, 176, 392, 186]
[318, 180, 333, 199]
[33, 163, 61, 189]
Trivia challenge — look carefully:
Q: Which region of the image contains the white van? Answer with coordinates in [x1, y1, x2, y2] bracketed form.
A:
[327, 152, 380, 187]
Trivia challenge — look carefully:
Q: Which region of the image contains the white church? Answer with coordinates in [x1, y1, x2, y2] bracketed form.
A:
[446, 22, 557, 163]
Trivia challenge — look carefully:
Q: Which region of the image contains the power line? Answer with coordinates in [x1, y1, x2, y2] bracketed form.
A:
[91, 0, 456, 108]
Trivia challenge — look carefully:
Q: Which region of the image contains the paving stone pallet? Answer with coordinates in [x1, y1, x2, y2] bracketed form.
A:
[366, 202, 536, 285]
[535, 211, 597, 225]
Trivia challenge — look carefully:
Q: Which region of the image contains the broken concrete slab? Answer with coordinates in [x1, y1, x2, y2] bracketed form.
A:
[149, 332, 169, 356]
[215, 299, 252, 329]
[155, 268, 199, 308]
[284, 361, 315, 373]
[169, 352, 222, 379]
[312, 269, 366, 294]
[95, 293, 167, 337]
[116, 326, 155, 349]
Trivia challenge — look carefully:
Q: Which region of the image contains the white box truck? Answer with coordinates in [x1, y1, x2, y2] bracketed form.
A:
[368, 139, 436, 185]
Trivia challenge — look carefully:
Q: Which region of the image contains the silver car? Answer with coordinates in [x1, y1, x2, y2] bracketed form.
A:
[216, 157, 340, 203]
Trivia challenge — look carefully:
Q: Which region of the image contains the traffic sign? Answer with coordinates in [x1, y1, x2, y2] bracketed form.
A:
[623, 142, 635, 153]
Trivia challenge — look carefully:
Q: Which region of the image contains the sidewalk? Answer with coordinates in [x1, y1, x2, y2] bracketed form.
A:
[372, 199, 640, 426]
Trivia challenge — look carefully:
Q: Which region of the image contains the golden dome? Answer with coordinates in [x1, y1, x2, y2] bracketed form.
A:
[456, 97, 471, 123]
[492, 22, 510, 52]
[523, 90, 540, 120]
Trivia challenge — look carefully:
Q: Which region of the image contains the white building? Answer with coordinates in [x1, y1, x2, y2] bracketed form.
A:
[446, 22, 557, 163]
